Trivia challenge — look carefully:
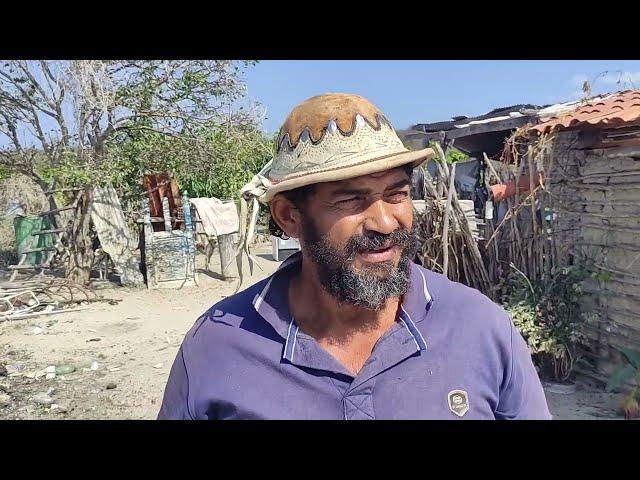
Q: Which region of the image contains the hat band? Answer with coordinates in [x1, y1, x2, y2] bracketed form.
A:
[268, 145, 408, 184]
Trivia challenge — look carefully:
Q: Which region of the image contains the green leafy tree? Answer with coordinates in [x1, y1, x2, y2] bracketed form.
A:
[0, 60, 258, 284]
[105, 125, 275, 214]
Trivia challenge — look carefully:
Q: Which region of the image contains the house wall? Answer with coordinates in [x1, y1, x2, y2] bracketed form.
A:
[548, 129, 640, 379]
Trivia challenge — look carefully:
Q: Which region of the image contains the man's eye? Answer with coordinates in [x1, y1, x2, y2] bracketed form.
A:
[337, 197, 362, 206]
[387, 191, 409, 202]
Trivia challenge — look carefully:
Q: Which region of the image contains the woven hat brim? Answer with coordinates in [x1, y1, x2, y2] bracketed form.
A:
[263, 147, 434, 202]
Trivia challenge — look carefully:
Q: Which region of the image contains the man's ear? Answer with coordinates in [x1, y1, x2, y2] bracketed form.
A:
[270, 195, 302, 239]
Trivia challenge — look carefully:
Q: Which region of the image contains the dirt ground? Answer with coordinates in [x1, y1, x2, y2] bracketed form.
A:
[0, 243, 626, 420]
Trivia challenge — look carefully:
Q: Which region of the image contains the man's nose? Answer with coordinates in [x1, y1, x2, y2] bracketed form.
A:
[362, 199, 398, 235]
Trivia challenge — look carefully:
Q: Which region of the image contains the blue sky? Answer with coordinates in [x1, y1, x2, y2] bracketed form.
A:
[243, 60, 640, 134]
[4, 60, 640, 149]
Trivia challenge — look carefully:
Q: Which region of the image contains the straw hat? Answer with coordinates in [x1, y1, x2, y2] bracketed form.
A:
[235, 93, 434, 290]
[241, 93, 434, 203]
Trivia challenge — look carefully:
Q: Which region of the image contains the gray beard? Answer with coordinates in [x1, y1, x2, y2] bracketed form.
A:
[301, 216, 418, 311]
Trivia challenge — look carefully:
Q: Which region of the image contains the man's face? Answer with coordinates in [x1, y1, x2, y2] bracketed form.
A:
[296, 167, 418, 310]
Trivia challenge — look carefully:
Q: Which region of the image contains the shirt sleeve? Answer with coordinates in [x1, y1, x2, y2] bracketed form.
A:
[157, 346, 195, 420]
[495, 319, 553, 420]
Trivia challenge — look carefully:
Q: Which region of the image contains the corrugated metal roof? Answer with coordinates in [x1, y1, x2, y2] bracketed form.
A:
[453, 112, 524, 128]
[413, 104, 540, 132]
[533, 90, 640, 134]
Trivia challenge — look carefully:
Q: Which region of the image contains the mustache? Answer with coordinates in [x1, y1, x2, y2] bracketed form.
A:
[344, 227, 414, 259]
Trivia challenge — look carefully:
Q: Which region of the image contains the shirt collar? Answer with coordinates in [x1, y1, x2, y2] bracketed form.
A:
[252, 253, 433, 361]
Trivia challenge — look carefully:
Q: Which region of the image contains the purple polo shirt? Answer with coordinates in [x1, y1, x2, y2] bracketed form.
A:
[158, 253, 551, 420]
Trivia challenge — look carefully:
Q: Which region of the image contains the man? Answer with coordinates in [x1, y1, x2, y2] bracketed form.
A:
[158, 93, 551, 420]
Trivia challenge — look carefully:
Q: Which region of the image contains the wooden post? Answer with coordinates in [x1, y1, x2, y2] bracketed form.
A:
[162, 197, 172, 232]
[442, 163, 457, 277]
[143, 198, 154, 289]
[483, 152, 503, 184]
[218, 234, 237, 280]
[182, 194, 197, 286]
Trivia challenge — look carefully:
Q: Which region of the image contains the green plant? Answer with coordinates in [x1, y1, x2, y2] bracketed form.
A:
[503, 264, 592, 381]
[607, 348, 640, 418]
[607, 348, 640, 393]
[607, 348, 640, 392]
[428, 141, 469, 164]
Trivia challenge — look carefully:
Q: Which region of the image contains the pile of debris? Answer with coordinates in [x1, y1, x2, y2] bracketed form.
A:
[1, 278, 119, 322]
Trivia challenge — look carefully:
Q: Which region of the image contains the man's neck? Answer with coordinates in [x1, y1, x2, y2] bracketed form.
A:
[289, 258, 400, 347]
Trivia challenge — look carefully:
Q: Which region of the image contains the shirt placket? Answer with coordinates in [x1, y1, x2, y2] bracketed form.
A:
[342, 317, 426, 420]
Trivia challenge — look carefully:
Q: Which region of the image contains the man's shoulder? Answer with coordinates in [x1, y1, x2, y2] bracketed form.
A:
[414, 263, 512, 337]
[415, 263, 506, 313]
[182, 276, 272, 346]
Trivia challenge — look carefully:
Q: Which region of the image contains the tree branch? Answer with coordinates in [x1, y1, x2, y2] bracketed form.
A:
[0, 68, 53, 153]
[0, 111, 23, 153]
[18, 61, 58, 112]
[39, 61, 70, 148]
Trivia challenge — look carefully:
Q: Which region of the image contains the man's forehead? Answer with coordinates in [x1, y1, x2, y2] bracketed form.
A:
[325, 167, 410, 190]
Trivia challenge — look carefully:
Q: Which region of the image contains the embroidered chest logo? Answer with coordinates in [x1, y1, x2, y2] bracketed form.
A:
[448, 390, 469, 417]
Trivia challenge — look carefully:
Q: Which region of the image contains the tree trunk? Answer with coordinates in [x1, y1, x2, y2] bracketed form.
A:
[218, 233, 238, 280]
[66, 186, 94, 285]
